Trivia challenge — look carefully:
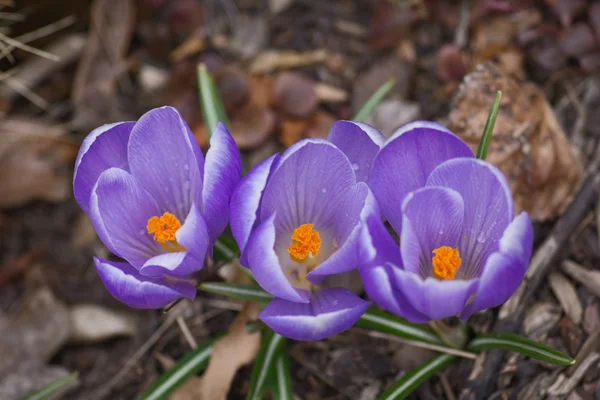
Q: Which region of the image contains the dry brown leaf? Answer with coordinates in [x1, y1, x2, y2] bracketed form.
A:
[448, 62, 582, 221]
[71, 0, 135, 130]
[274, 72, 318, 119]
[230, 102, 276, 150]
[281, 119, 310, 148]
[194, 302, 262, 400]
[250, 49, 327, 73]
[0, 119, 75, 208]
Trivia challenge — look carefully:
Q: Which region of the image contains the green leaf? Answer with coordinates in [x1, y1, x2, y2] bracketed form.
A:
[271, 348, 294, 400]
[377, 354, 456, 400]
[247, 329, 287, 400]
[197, 63, 230, 135]
[213, 237, 239, 261]
[137, 339, 214, 400]
[23, 372, 78, 400]
[352, 78, 396, 122]
[357, 308, 444, 345]
[476, 90, 502, 160]
[197, 282, 272, 304]
[468, 332, 575, 366]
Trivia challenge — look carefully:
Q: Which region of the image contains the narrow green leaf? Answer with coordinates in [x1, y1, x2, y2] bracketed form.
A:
[197, 282, 272, 304]
[357, 308, 444, 345]
[137, 339, 214, 400]
[271, 348, 294, 400]
[197, 64, 230, 135]
[23, 372, 78, 400]
[377, 354, 456, 400]
[247, 330, 287, 400]
[352, 78, 396, 122]
[476, 90, 502, 160]
[468, 332, 575, 366]
[213, 237, 239, 261]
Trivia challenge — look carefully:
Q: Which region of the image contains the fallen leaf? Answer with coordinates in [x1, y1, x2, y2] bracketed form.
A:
[195, 302, 262, 400]
[230, 102, 276, 149]
[71, 0, 136, 131]
[0, 119, 75, 208]
[250, 49, 327, 73]
[274, 72, 318, 118]
[280, 118, 310, 148]
[448, 62, 582, 220]
[69, 304, 138, 344]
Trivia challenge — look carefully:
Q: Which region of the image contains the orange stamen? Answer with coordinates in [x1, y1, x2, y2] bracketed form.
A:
[287, 223, 321, 262]
[147, 212, 186, 252]
[432, 246, 462, 280]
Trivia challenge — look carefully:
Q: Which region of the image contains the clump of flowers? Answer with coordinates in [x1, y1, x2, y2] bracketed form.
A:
[230, 121, 384, 340]
[359, 121, 533, 322]
[73, 106, 241, 308]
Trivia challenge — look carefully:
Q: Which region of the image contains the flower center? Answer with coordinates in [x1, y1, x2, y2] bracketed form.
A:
[432, 246, 461, 280]
[147, 212, 186, 252]
[287, 223, 321, 263]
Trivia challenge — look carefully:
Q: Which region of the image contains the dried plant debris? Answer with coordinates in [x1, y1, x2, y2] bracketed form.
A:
[448, 62, 582, 221]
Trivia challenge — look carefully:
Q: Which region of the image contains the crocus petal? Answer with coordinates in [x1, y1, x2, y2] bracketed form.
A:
[139, 252, 204, 277]
[460, 212, 533, 319]
[260, 140, 356, 236]
[202, 123, 242, 242]
[357, 215, 429, 322]
[426, 158, 513, 278]
[259, 287, 369, 341]
[307, 183, 379, 280]
[400, 186, 464, 276]
[245, 213, 309, 303]
[95, 257, 196, 308]
[73, 121, 134, 213]
[327, 120, 384, 182]
[91, 168, 162, 268]
[369, 121, 473, 233]
[128, 106, 204, 220]
[231, 153, 280, 265]
[175, 203, 210, 260]
[392, 268, 479, 321]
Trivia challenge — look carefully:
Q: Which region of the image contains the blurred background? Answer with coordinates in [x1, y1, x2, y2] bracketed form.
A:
[1, 0, 600, 398]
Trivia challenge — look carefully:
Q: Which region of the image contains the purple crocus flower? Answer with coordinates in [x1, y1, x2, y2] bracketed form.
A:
[73, 107, 241, 308]
[359, 121, 533, 322]
[231, 121, 383, 340]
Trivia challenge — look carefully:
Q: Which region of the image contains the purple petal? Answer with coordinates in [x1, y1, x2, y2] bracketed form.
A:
[426, 158, 514, 279]
[231, 153, 280, 265]
[392, 268, 479, 321]
[91, 168, 162, 268]
[202, 123, 242, 242]
[260, 140, 356, 236]
[460, 212, 533, 319]
[307, 183, 379, 280]
[327, 120, 384, 182]
[139, 252, 203, 277]
[357, 215, 429, 322]
[259, 287, 369, 340]
[74, 122, 134, 213]
[128, 106, 204, 220]
[245, 213, 309, 303]
[370, 121, 473, 234]
[95, 257, 196, 308]
[176, 203, 210, 259]
[400, 186, 464, 277]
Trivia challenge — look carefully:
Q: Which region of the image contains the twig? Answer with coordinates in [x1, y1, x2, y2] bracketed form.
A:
[0, 31, 60, 61]
[176, 316, 198, 349]
[352, 327, 477, 360]
[439, 373, 457, 400]
[454, 0, 471, 49]
[2, 77, 48, 109]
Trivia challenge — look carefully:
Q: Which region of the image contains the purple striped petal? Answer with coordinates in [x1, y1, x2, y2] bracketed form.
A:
[139, 252, 203, 277]
[392, 268, 479, 321]
[95, 257, 196, 308]
[73, 121, 134, 213]
[245, 213, 309, 303]
[426, 158, 513, 279]
[260, 140, 356, 236]
[231, 153, 280, 265]
[127, 106, 204, 221]
[202, 123, 242, 242]
[460, 212, 533, 319]
[370, 121, 473, 234]
[400, 186, 464, 277]
[91, 168, 162, 268]
[259, 287, 369, 340]
[307, 183, 379, 280]
[327, 120, 384, 182]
